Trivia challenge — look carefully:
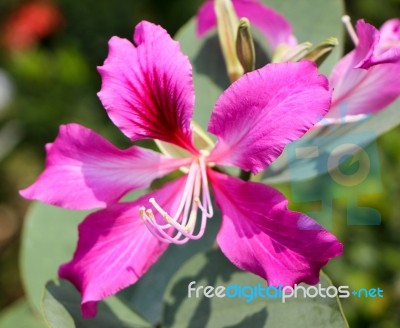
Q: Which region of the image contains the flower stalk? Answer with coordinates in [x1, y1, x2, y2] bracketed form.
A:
[214, 0, 244, 82]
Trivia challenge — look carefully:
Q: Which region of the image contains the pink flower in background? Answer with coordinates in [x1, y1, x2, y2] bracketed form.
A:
[379, 18, 400, 47]
[197, 0, 297, 50]
[323, 19, 400, 123]
[20, 21, 342, 317]
[360, 18, 400, 67]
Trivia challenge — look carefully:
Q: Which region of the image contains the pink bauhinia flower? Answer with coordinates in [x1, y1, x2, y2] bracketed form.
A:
[320, 18, 400, 123]
[196, 0, 297, 50]
[20, 21, 342, 317]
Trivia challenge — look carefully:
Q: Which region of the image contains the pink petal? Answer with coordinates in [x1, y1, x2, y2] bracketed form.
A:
[59, 176, 188, 317]
[196, 0, 215, 37]
[351, 20, 379, 69]
[208, 61, 331, 174]
[352, 20, 400, 69]
[20, 124, 190, 210]
[379, 18, 400, 51]
[329, 22, 376, 90]
[209, 170, 342, 286]
[97, 21, 197, 152]
[329, 62, 400, 117]
[196, 0, 296, 50]
[232, 0, 297, 49]
[373, 18, 400, 66]
[329, 20, 400, 117]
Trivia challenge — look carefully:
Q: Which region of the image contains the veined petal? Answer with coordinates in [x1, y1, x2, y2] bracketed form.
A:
[329, 19, 400, 118]
[20, 124, 190, 210]
[329, 62, 400, 117]
[343, 20, 400, 70]
[59, 175, 188, 318]
[209, 170, 342, 286]
[97, 21, 196, 152]
[196, 0, 296, 50]
[208, 61, 331, 174]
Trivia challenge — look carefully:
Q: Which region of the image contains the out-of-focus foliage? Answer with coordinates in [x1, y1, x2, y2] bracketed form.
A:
[274, 126, 400, 327]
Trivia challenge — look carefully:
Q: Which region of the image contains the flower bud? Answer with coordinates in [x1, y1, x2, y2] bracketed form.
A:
[303, 37, 339, 66]
[236, 18, 256, 73]
[272, 42, 312, 63]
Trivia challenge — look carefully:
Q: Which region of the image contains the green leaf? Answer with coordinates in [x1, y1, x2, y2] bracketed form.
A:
[0, 299, 46, 328]
[175, 0, 345, 131]
[20, 202, 88, 312]
[262, 100, 400, 183]
[162, 249, 348, 328]
[42, 279, 151, 328]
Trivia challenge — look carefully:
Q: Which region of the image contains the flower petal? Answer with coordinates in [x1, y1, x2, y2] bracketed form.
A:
[97, 21, 196, 152]
[231, 0, 297, 49]
[196, 0, 296, 50]
[196, 0, 215, 37]
[59, 175, 188, 317]
[351, 20, 379, 68]
[372, 18, 400, 66]
[351, 20, 400, 69]
[379, 18, 400, 50]
[329, 62, 400, 117]
[208, 61, 331, 174]
[329, 20, 400, 117]
[329, 22, 375, 93]
[20, 124, 190, 210]
[209, 170, 342, 286]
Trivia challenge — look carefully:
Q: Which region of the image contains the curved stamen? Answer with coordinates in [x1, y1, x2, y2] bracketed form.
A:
[199, 156, 213, 218]
[140, 155, 214, 244]
[141, 164, 202, 243]
[140, 207, 190, 244]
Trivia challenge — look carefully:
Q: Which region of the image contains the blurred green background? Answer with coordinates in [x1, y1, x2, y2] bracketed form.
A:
[0, 0, 399, 327]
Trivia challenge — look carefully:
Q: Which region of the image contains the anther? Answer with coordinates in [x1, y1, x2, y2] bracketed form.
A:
[199, 149, 210, 157]
[139, 207, 146, 220]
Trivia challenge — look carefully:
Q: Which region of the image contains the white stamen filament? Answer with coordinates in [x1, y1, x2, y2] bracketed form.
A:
[140, 156, 213, 244]
[342, 15, 359, 46]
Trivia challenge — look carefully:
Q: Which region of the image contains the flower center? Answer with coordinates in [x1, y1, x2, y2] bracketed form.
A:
[140, 152, 213, 244]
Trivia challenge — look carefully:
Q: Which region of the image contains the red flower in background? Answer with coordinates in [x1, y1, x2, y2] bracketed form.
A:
[1, 1, 63, 51]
